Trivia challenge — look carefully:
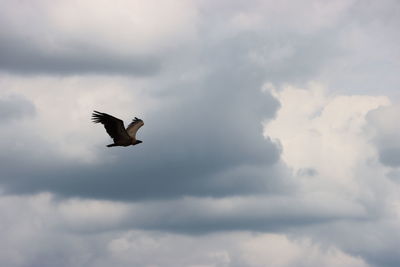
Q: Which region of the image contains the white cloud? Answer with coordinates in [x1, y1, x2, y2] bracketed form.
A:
[264, 83, 400, 266]
[266, 83, 389, 193]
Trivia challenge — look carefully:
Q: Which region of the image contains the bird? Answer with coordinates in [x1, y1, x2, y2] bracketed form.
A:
[92, 110, 144, 147]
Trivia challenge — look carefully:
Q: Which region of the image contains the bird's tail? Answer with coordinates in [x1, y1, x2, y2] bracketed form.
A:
[106, 144, 117, 147]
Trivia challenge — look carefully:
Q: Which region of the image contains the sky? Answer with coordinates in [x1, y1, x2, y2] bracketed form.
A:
[1, 0, 400, 266]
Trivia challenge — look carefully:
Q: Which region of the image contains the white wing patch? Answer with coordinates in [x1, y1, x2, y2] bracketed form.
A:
[126, 119, 144, 139]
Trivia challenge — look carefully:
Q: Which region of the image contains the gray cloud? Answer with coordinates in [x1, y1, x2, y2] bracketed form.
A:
[297, 219, 400, 267]
[366, 105, 400, 168]
[0, 26, 344, 201]
[0, 193, 368, 267]
[378, 148, 400, 168]
[387, 170, 400, 182]
[0, 0, 197, 76]
[0, 94, 35, 123]
[1, 38, 287, 200]
[0, 35, 161, 76]
[297, 168, 318, 177]
[1, 0, 400, 266]
[118, 196, 367, 234]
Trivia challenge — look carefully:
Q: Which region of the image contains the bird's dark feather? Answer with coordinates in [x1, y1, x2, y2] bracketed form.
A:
[91, 111, 130, 142]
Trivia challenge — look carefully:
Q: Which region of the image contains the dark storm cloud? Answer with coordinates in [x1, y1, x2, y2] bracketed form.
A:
[61, 197, 367, 235]
[118, 196, 366, 234]
[2, 1, 400, 266]
[0, 95, 35, 123]
[0, 0, 347, 202]
[0, 0, 179, 76]
[0, 0, 389, 247]
[0, 33, 292, 201]
[0, 35, 160, 76]
[0, 13, 348, 204]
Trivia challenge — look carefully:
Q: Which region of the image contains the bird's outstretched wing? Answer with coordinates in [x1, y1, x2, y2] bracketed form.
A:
[92, 111, 130, 142]
[126, 117, 144, 139]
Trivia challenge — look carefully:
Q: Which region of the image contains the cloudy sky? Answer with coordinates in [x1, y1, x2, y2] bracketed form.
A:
[1, 0, 400, 266]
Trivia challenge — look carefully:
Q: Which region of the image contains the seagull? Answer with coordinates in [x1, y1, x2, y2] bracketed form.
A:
[92, 111, 144, 147]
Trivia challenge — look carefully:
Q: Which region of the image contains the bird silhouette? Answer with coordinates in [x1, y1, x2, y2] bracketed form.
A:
[92, 111, 144, 147]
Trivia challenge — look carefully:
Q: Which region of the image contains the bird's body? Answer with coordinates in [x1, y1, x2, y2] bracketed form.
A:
[92, 111, 144, 147]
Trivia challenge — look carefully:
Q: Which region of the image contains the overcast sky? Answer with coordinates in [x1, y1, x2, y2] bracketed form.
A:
[1, 0, 400, 266]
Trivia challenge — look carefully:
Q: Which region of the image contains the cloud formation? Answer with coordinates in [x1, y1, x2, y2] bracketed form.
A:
[366, 104, 400, 168]
[0, 94, 35, 123]
[0, 0, 197, 75]
[0, 21, 295, 201]
[1, 0, 400, 266]
[0, 193, 369, 267]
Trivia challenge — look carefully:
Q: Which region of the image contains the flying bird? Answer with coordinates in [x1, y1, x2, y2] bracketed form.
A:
[92, 111, 144, 147]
